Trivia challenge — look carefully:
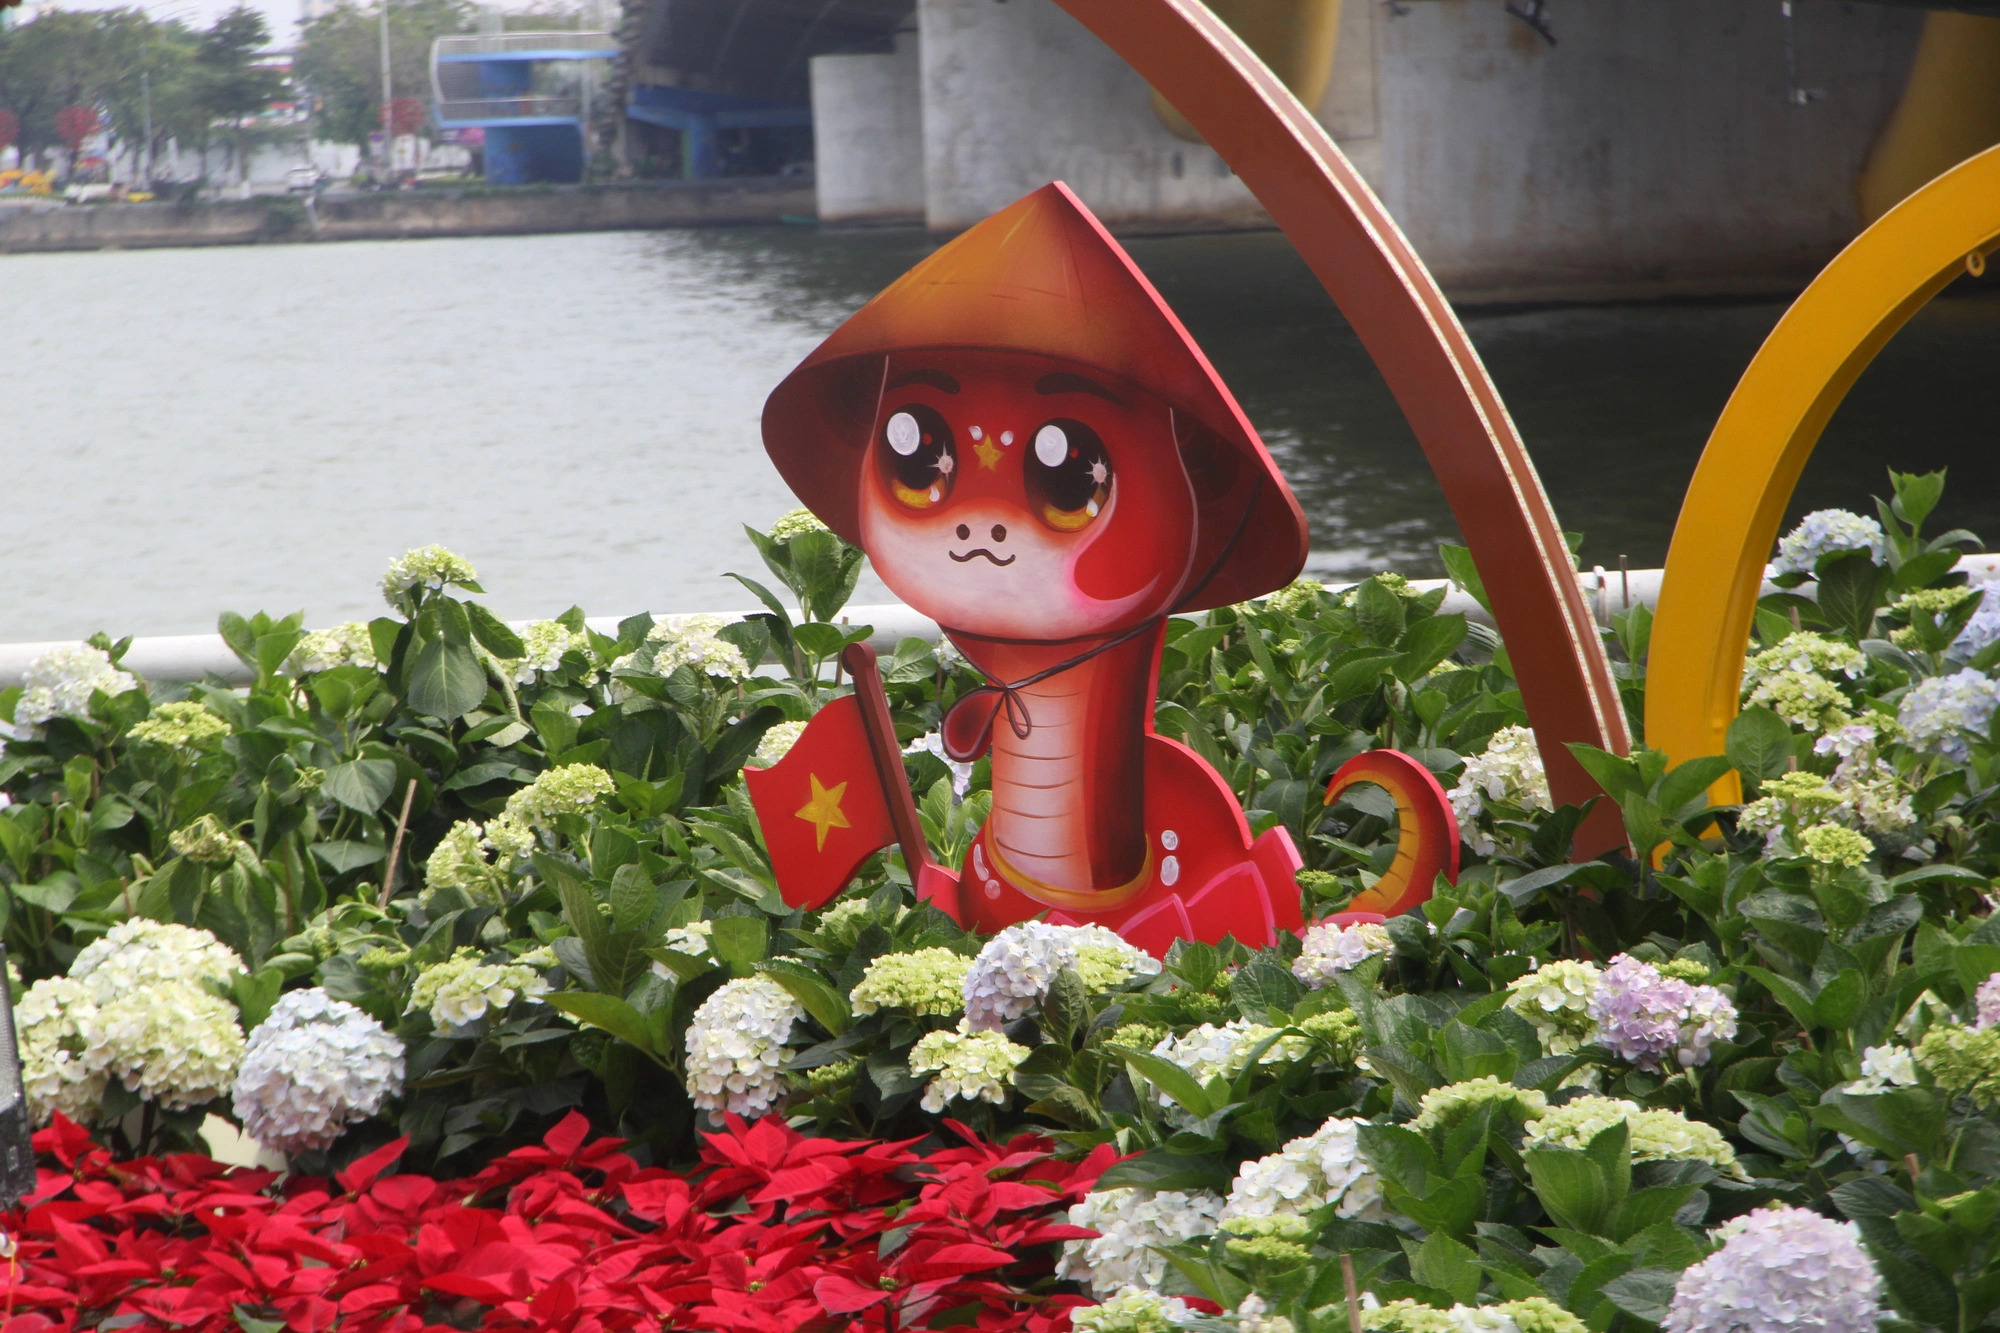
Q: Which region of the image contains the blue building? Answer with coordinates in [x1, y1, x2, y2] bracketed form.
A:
[431, 31, 618, 185]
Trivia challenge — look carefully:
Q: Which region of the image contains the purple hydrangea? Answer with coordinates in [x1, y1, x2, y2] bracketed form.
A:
[1587, 956, 1739, 1073]
[1664, 1206, 1881, 1333]
[1977, 973, 2000, 1032]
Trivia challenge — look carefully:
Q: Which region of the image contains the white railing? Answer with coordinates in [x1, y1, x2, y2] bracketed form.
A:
[435, 95, 584, 121]
[434, 31, 617, 58]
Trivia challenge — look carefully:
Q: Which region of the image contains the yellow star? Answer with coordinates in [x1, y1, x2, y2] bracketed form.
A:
[795, 773, 851, 851]
[973, 437, 1003, 471]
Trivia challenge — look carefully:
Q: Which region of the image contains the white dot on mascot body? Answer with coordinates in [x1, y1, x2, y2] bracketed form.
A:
[888, 412, 921, 455]
[1035, 425, 1067, 467]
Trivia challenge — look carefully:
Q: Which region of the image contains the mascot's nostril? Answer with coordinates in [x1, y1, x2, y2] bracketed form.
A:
[956, 524, 971, 541]
[991, 524, 1007, 543]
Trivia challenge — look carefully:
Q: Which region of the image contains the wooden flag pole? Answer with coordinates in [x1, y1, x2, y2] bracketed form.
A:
[841, 642, 935, 880]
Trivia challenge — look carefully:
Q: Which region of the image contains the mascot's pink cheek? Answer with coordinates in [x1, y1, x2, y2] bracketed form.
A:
[1071, 522, 1175, 605]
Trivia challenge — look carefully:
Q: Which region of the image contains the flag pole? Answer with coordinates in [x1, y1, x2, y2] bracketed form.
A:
[840, 642, 935, 881]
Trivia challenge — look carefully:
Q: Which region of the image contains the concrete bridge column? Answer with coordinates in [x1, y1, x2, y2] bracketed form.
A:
[811, 33, 927, 224]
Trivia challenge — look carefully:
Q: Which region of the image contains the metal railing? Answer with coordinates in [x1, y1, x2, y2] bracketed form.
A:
[434, 31, 617, 58]
[435, 95, 584, 122]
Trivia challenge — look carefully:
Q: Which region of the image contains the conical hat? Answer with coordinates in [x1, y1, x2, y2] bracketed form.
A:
[760, 182, 1307, 611]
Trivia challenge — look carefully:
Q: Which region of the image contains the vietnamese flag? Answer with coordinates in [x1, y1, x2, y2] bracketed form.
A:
[745, 694, 901, 910]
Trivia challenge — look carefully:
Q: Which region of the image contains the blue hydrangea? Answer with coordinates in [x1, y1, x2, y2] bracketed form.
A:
[1771, 510, 1886, 578]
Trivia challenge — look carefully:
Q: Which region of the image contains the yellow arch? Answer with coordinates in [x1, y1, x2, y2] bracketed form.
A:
[1647, 145, 2000, 799]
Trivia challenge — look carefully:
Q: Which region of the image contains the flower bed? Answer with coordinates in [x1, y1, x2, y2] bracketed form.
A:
[4, 472, 2000, 1332]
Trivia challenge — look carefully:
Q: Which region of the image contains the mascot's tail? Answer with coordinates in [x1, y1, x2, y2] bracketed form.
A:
[1321, 749, 1460, 922]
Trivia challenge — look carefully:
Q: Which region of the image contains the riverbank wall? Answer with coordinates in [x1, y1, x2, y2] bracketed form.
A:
[0, 177, 816, 254]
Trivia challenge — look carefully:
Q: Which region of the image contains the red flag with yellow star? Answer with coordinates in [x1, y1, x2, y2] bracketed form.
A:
[744, 693, 903, 911]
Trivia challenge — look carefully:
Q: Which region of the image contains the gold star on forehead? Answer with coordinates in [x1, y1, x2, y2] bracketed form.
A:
[973, 437, 1003, 471]
[795, 774, 851, 852]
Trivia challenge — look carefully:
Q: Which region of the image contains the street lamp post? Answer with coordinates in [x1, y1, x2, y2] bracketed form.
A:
[379, 0, 393, 170]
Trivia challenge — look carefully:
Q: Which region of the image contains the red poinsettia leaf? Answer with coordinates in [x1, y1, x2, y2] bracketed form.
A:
[422, 1271, 517, 1304]
[540, 1110, 593, 1162]
[812, 1274, 890, 1314]
[335, 1138, 410, 1194]
[900, 1243, 1016, 1278]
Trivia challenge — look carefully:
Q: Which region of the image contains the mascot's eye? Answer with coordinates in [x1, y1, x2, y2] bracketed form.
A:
[876, 403, 956, 510]
[1025, 419, 1112, 532]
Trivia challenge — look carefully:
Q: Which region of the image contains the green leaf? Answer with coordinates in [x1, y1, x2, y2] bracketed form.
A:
[1656, 754, 1735, 816]
[545, 993, 659, 1057]
[1354, 578, 1407, 647]
[1814, 549, 1888, 641]
[407, 638, 488, 720]
[1524, 1147, 1615, 1236]
[1093, 1151, 1234, 1194]
[758, 963, 851, 1035]
[1600, 1268, 1681, 1323]
[311, 840, 385, 873]
[1438, 543, 1493, 615]
[1742, 965, 1822, 1031]
[1726, 706, 1795, 784]
[1891, 468, 1945, 529]
[464, 601, 526, 659]
[1814, 969, 1867, 1030]
[1042, 966, 1089, 1047]
[321, 759, 398, 815]
[1113, 1046, 1218, 1121]
[1409, 1233, 1481, 1304]
[710, 915, 768, 976]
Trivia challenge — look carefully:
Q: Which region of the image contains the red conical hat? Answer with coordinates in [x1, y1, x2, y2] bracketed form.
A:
[760, 182, 1307, 611]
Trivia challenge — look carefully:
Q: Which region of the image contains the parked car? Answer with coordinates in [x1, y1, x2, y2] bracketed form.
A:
[285, 166, 326, 193]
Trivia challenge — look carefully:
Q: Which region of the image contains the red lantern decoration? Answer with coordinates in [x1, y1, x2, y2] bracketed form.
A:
[0, 110, 19, 154]
[381, 96, 426, 138]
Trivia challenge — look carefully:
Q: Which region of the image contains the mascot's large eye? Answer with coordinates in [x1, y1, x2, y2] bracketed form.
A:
[876, 403, 956, 510]
[1026, 418, 1112, 532]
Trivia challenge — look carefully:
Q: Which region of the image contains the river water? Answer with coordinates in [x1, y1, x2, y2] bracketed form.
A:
[5, 226, 1998, 642]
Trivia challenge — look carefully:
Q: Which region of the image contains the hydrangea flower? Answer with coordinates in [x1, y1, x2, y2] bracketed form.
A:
[381, 545, 477, 614]
[1663, 1206, 1882, 1333]
[1587, 954, 1738, 1071]
[751, 720, 808, 768]
[1448, 725, 1553, 853]
[70, 919, 245, 1002]
[1070, 926, 1162, 990]
[423, 820, 505, 904]
[91, 986, 245, 1110]
[1743, 632, 1867, 688]
[1746, 670, 1853, 734]
[1916, 1021, 2000, 1107]
[1812, 727, 1918, 838]
[1292, 919, 1393, 988]
[850, 948, 971, 1017]
[768, 508, 831, 543]
[1233, 1292, 1299, 1333]
[1524, 1096, 1745, 1177]
[1505, 960, 1601, 1054]
[1771, 509, 1886, 577]
[1411, 1076, 1548, 1131]
[1149, 1020, 1312, 1126]
[508, 620, 588, 683]
[907, 1023, 1030, 1113]
[1298, 1008, 1364, 1064]
[1058, 1187, 1225, 1296]
[1069, 1288, 1197, 1333]
[1263, 577, 1324, 619]
[17, 977, 108, 1126]
[963, 921, 1082, 1031]
[1801, 824, 1872, 868]
[1898, 668, 2000, 761]
[1222, 1115, 1385, 1223]
[1977, 974, 2000, 1031]
[12, 644, 139, 733]
[407, 949, 549, 1036]
[504, 763, 615, 829]
[639, 615, 751, 680]
[1844, 1043, 1919, 1094]
[127, 701, 230, 750]
[168, 814, 251, 865]
[287, 623, 379, 675]
[1952, 579, 2000, 655]
[232, 988, 404, 1156]
[1363, 1299, 1586, 1333]
[684, 975, 803, 1118]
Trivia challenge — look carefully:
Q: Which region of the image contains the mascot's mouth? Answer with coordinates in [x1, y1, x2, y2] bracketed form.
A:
[950, 548, 1015, 567]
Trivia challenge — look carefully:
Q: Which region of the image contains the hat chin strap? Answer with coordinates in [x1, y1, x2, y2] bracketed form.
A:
[936, 470, 1266, 763]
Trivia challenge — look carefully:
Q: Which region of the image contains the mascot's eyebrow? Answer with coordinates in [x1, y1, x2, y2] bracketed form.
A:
[887, 369, 960, 394]
[1034, 372, 1127, 406]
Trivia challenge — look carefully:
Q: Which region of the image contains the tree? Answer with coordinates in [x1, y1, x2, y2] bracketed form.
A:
[0, 10, 105, 167]
[293, 0, 471, 154]
[197, 5, 284, 180]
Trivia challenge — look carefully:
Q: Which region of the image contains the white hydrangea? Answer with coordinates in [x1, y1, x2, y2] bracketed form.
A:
[17, 977, 108, 1126]
[1059, 1187, 1225, 1296]
[1069, 925, 1163, 990]
[1449, 726, 1551, 854]
[69, 919, 245, 1005]
[510, 619, 587, 682]
[1146, 1020, 1313, 1127]
[903, 731, 975, 798]
[1844, 1043, 1920, 1094]
[1221, 1115, 1386, 1224]
[649, 920, 714, 979]
[1898, 668, 2000, 761]
[1743, 633, 1867, 694]
[503, 762, 616, 829]
[1770, 509, 1886, 578]
[1504, 959, 1601, 1055]
[908, 1023, 1031, 1113]
[752, 720, 808, 768]
[12, 644, 139, 732]
[232, 988, 405, 1156]
[1070, 1289, 1197, 1333]
[90, 985, 245, 1110]
[381, 544, 477, 614]
[407, 950, 550, 1035]
[684, 975, 803, 1119]
[1292, 919, 1393, 988]
[963, 921, 1083, 1031]
[288, 623, 379, 675]
[646, 615, 751, 679]
[1663, 1206, 1882, 1333]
